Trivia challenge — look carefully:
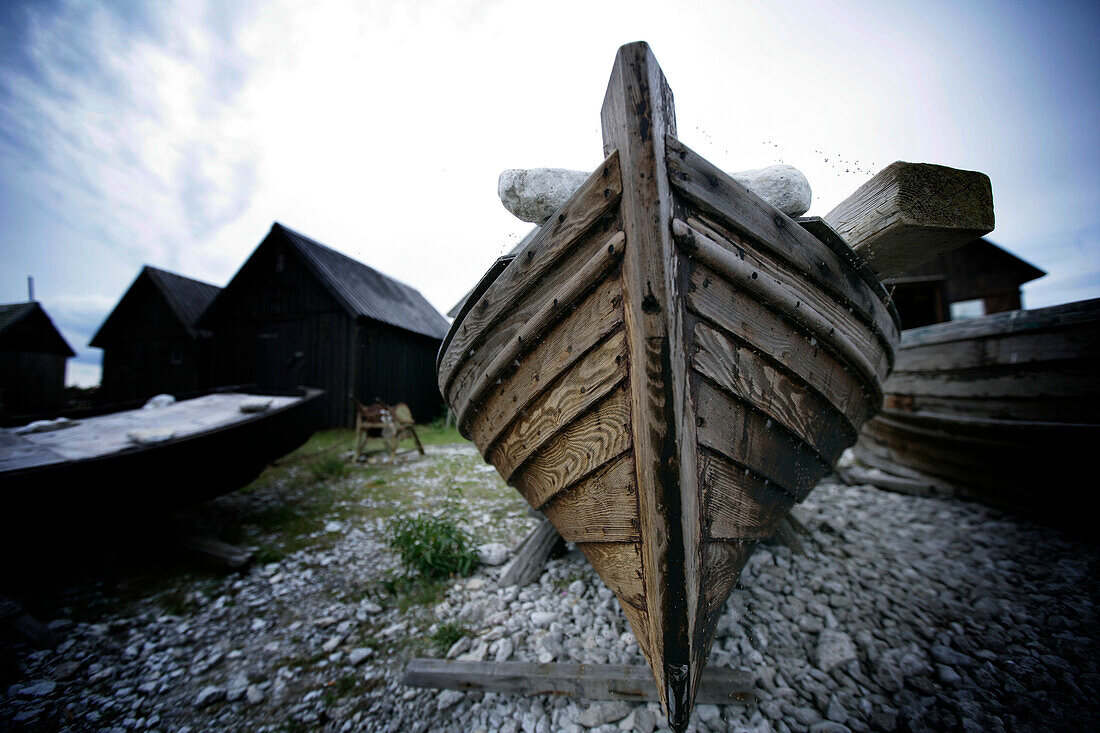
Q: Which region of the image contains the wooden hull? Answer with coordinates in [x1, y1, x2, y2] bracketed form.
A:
[0, 387, 324, 526]
[853, 298, 1100, 526]
[437, 43, 897, 729]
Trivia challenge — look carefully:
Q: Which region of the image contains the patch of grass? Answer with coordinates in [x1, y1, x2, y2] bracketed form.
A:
[323, 673, 361, 704]
[387, 512, 477, 580]
[430, 621, 469, 653]
[253, 545, 285, 565]
[309, 455, 350, 482]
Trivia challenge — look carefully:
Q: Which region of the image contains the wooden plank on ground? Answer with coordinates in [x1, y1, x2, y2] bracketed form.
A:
[823, 161, 994, 278]
[402, 659, 755, 704]
[499, 518, 565, 588]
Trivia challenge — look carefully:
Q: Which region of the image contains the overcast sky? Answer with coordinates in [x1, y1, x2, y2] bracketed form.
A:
[1, 0, 1097, 387]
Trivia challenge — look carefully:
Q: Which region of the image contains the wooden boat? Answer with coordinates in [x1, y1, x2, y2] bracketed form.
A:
[0, 386, 324, 526]
[437, 43, 900, 728]
[851, 298, 1100, 528]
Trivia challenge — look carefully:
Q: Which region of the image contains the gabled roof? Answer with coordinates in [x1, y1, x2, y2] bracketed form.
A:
[90, 266, 221, 347]
[203, 223, 449, 340]
[885, 237, 1046, 286]
[0, 301, 76, 356]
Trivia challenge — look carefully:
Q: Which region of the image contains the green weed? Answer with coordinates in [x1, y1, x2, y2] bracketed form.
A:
[430, 621, 469, 653]
[387, 512, 477, 580]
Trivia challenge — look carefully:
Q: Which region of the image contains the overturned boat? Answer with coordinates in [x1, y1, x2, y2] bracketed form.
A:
[438, 42, 904, 729]
[1, 386, 324, 526]
[852, 298, 1100, 528]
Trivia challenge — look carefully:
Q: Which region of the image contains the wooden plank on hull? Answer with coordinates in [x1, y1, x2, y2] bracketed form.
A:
[490, 331, 628, 481]
[447, 218, 623, 415]
[700, 449, 796, 540]
[674, 219, 889, 388]
[693, 322, 855, 463]
[686, 265, 873, 431]
[541, 453, 640, 543]
[696, 379, 831, 500]
[513, 386, 633, 510]
[464, 259, 625, 450]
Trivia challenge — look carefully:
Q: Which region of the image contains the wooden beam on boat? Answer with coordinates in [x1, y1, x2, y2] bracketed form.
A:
[823, 161, 994, 278]
[402, 659, 754, 704]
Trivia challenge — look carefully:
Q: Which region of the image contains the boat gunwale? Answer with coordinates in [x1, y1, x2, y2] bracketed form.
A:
[436, 150, 624, 397]
[453, 231, 626, 435]
[665, 135, 900, 357]
[898, 297, 1100, 348]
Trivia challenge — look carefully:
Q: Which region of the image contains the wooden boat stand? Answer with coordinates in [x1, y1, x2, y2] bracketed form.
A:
[353, 400, 425, 460]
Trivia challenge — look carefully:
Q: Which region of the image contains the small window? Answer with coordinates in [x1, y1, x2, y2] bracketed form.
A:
[949, 299, 985, 320]
[275, 253, 285, 273]
[170, 350, 183, 366]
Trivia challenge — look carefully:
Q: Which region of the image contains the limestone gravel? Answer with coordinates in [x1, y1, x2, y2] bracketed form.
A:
[2, 443, 1098, 732]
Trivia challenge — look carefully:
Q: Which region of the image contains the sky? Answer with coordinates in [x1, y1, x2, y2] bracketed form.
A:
[1, 0, 1097, 387]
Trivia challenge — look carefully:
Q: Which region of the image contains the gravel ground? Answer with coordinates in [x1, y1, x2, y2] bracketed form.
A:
[2, 442, 1098, 732]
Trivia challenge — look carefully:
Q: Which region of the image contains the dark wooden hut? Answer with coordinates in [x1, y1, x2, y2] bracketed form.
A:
[0, 301, 76, 416]
[885, 238, 1045, 329]
[199, 223, 450, 428]
[90, 266, 221, 404]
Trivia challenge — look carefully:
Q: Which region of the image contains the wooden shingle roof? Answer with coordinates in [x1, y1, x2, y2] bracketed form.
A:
[90, 266, 221, 347]
[0, 301, 76, 356]
[260, 223, 450, 339]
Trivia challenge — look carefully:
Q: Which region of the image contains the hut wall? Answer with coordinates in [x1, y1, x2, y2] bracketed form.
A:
[0, 350, 67, 415]
[207, 239, 353, 427]
[96, 277, 209, 403]
[355, 321, 443, 423]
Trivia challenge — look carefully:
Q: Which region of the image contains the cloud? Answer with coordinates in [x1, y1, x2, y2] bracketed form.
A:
[0, 0, 261, 270]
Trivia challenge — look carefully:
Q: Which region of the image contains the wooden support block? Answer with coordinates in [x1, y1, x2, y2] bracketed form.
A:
[402, 659, 755, 704]
[824, 161, 994, 278]
[0, 595, 57, 649]
[499, 517, 565, 588]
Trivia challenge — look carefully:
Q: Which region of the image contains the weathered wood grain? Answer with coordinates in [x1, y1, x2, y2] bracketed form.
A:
[455, 232, 625, 431]
[438, 151, 622, 394]
[577, 541, 647, 610]
[465, 271, 624, 453]
[675, 219, 888, 389]
[886, 364, 1099, 400]
[693, 322, 854, 462]
[499, 518, 566, 588]
[666, 135, 893, 334]
[700, 449, 795, 540]
[512, 385, 632, 509]
[601, 41, 684, 718]
[883, 393, 1099, 424]
[402, 659, 754, 705]
[695, 378, 831, 501]
[542, 453, 639, 543]
[895, 328, 1100, 372]
[897, 297, 1100, 348]
[823, 161, 994, 278]
[687, 262, 876, 430]
[694, 541, 755, 678]
[489, 330, 627, 481]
